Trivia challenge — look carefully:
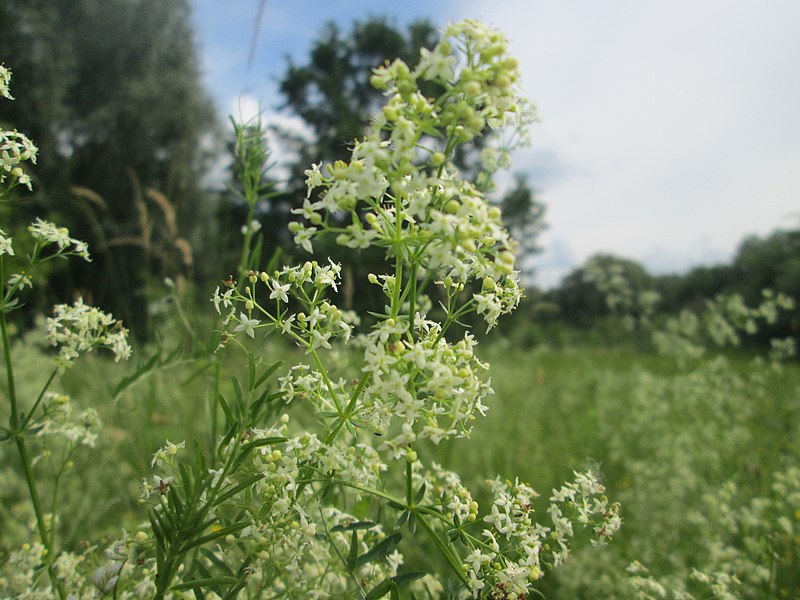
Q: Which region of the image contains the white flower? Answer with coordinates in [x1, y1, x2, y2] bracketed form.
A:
[46, 299, 131, 368]
[212, 286, 234, 314]
[7, 273, 31, 289]
[269, 279, 290, 303]
[304, 162, 324, 196]
[415, 46, 457, 83]
[27, 218, 91, 260]
[0, 65, 12, 100]
[0, 229, 13, 256]
[234, 312, 260, 338]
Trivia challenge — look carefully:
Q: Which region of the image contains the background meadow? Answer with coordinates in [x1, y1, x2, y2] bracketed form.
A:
[1, 1, 799, 598]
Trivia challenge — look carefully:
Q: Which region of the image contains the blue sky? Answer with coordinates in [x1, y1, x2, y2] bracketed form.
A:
[192, 1, 800, 287]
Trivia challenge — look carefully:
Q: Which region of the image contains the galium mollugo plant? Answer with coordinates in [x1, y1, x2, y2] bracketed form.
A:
[193, 19, 620, 598]
[0, 65, 132, 599]
[1, 20, 620, 599]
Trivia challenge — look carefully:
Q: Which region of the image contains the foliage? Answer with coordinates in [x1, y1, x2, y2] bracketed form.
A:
[0, 0, 218, 335]
[0, 22, 621, 599]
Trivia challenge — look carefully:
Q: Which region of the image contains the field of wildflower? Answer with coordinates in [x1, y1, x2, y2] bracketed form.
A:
[2, 17, 799, 600]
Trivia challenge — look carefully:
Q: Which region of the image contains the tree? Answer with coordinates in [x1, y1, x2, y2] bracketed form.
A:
[730, 227, 800, 341]
[0, 0, 218, 335]
[550, 254, 655, 329]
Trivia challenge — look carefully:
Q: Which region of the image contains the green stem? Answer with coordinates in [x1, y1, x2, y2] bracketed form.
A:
[390, 254, 403, 321]
[19, 369, 58, 431]
[417, 514, 468, 586]
[1, 305, 19, 429]
[309, 348, 342, 414]
[15, 437, 65, 598]
[1, 260, 65, 598]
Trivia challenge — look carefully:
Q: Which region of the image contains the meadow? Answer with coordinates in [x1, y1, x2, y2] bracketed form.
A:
[3, 313, 798, 598]
[2, 17, 799, 600]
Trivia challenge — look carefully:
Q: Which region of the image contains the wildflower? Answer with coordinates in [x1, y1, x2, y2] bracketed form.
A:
[7, 272, 31, 289]
[269, 279, 291, 303]
[0, 229, 13, 255]
[0, 65, 12, 100]
[304, 163, 324, 196]
[1, 130, 38, 189]
[211, 285, 234, 314]
[233, 312, 260, 338]
[151, 440, 186, 468]
[46, 299, 131, 368]
[27, 218, 91, 260]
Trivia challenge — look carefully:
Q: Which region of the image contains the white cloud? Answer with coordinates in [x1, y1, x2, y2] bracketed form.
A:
[455, 0, 800, 284]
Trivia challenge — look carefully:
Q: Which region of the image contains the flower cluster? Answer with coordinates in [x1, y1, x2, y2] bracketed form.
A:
[463, 471, 621, 598]
[28, 217, 91, 261]
[200, 19, 621, 598]
[46, 299, 131, 368]
[653, 289, 795, 360]
[38, 392, 101, 448]
[0, 66, 37, 192]
[360, 316, 493, 457]
[213, 260, 358, 351]
[288, 20, 527, 329]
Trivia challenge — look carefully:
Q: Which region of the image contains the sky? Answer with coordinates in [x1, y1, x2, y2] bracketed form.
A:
[192, 1, 800, 288]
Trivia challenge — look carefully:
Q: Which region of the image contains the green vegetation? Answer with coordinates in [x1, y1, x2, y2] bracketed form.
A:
[1, 6, 798, 599]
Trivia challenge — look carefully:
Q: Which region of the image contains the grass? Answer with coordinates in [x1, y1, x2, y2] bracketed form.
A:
[3, 309, 798, 597]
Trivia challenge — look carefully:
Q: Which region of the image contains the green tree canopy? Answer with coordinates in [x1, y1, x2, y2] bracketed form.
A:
[0, 0, 218, 334]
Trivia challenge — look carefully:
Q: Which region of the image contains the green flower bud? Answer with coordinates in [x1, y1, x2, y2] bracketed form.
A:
[444, 199, 460, 214]
[431, 151, 446, 167]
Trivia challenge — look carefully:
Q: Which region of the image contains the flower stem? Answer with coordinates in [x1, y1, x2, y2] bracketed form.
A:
[1, 309, 65, 598]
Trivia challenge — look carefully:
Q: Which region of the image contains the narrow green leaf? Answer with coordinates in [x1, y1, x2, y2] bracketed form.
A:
[199, 548, 234, 576]
[247, 353, 256, 391]
[254, 360, 283, 389]
[331, 521, 377, 533]
[171, 576, 241, 591]
[240, 436, 287, 451]
[346, 529, 359, 571]
[364, 578, 392, 599]
[356, 531, 402, 568]
[178, 463, 194, 494]
[222, 581, 247, 599]
[392, 572, 427, 587]
[231, 377, 245, 414]
[213, 474, 264, 506]
[218, 394, 234, 426]
[396, 511, 409, 529]
[112, 349, 162, 400]
[316, 411, 339, 418]
[414, 482, 426, 504]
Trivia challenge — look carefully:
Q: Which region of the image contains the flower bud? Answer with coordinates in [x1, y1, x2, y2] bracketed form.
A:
[431, 151, 446, 167]
[463, 80, 482, 97]
[444, 199, 460, 215]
